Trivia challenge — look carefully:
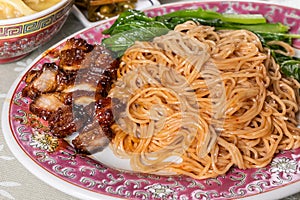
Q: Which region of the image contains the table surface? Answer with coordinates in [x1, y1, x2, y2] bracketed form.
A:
[0, 1, 299, 200]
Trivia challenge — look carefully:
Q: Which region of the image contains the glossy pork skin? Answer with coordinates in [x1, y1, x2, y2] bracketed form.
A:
[22, 38, 119, 154]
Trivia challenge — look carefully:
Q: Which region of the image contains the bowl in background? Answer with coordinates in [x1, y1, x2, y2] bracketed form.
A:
[0, 0, 74, 64]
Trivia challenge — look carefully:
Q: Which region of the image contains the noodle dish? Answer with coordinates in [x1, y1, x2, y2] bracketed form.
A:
[2, 1, 300, 199]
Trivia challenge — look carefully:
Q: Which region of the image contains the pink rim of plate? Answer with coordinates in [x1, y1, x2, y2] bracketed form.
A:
[2, 1, 300, 200]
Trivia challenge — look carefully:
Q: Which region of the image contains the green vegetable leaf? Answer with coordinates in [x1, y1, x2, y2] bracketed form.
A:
[272, 52, 300, 82]
[280, 60, 300, 81]
[102, 27, 170, 57]
[102, 9, 154, 35]
[101, 9, 300, 82]
[109, 21, 168, 35]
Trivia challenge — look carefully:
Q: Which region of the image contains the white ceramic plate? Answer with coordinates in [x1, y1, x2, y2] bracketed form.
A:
[2, 1, 300, 200]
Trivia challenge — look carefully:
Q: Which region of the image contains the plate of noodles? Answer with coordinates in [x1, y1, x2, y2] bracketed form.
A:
[2, 0, 300, 200]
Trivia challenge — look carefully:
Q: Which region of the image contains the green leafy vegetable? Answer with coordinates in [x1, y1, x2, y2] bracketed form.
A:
[157, 17, 289, 33]
[107, 20, 168, 35]
[102, 10, 155, 35]
[272, 52, 300, 82]
[103, 26, 169, 57]
[255, 32, 300, 46]
[101, 8, 300, 81]
[254, 33, 300, 82]
[280, 61, 300, 82]
[102, 9, 291, 56]
[156, 8, 267, 24]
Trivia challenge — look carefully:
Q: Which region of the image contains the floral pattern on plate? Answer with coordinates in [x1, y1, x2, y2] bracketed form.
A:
[4, 1, 300, 200]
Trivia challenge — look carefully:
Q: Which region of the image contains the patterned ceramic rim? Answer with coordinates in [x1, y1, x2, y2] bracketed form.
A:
[2, 1, 300, 200]
[0, 0, 74, 39]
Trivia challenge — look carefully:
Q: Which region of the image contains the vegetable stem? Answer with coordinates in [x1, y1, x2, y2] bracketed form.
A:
[221, 13, 266, 24]
[156, 8, 267, 24]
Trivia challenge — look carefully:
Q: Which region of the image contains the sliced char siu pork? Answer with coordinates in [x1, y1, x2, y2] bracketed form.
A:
[22, 38, 95, 100]
[22, 63, 70, 99]
[29, 92, 94, 138]
[72, 97, 115, 154]
[62, 45, 119, 104]
[71, 117, 113, 154]
[22, 38, 119, 154]
[59, 38, 95, 73]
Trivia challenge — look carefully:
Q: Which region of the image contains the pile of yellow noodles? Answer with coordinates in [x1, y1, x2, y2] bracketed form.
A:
[109, 21, 300, 179]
